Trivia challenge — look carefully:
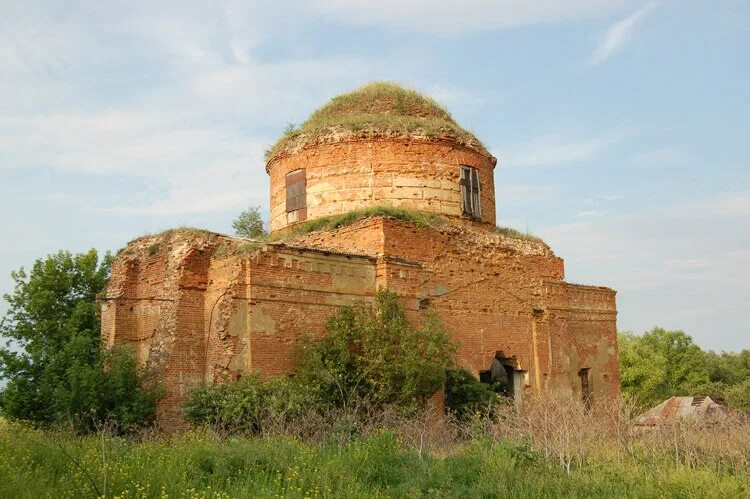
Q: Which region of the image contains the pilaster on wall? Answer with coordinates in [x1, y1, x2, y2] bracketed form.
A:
[157, 246, 213, 426]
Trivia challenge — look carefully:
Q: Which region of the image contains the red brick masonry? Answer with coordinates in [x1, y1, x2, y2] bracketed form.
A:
[267, 137, 497, 232]
[102, 217, 619, 427]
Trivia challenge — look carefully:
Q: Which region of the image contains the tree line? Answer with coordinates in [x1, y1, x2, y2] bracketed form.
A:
[619, 329, 750, 411]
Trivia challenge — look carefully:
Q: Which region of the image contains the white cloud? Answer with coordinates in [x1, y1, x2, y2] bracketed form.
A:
[0, 3, 101, 75]
[588, 3, 657, 65]
[316, 0, 637, 35]
[703, 191, 750, 217]
[0, 112, 269, 215]
[499, 130, 629, 168]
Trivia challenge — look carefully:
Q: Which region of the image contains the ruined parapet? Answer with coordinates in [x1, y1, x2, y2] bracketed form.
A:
[101, 228, 249, 426]
[543, 282, 619, 401]
[102, 226, 380, 426]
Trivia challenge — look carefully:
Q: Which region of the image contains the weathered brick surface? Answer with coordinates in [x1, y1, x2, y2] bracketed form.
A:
[102, 135, 618, 428]
[102, 218, 619, 427]
[267, 138, 496, 232]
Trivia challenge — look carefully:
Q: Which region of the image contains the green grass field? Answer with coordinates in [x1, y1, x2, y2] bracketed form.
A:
[1, 421, 747, 499]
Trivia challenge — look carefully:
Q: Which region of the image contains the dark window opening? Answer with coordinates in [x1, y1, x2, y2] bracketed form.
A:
[460, 166, 481, 218]
[579, 368, 592, 411]
[286, 169, 307, 219]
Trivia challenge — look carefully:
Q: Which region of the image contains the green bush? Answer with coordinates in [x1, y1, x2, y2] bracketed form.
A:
[725, 379, 750, 411]
[184, 374, 312, 434]
[294, 289, 456, 412]
[185, 290, 459, 432]
[445, 368, 502, 420]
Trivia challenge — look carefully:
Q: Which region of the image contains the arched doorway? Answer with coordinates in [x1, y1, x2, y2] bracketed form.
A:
[479, 351, 524, 406]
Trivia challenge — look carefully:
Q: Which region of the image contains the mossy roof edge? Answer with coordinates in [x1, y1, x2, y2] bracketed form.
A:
[265, 81, 490, 163]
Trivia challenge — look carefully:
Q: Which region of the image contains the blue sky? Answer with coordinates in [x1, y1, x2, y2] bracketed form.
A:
[1, 0, 748, 351]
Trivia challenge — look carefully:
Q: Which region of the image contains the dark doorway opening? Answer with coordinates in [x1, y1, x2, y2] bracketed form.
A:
[479, 351, 520, 401]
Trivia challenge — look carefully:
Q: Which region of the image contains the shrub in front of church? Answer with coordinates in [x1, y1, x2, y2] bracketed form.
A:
[0, 249, 161, 433]
[444, 368, 502, 421]
[184, 290, 458, 433]
[183, 374, 312, 435]
[294, 290, 456, 412]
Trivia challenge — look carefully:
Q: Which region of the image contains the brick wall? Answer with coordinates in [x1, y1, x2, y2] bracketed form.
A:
[246, 247, 376, 376]
[102, 219, 620, 427]
[545, 282, 620, 402]
[267, 137, 497, 232]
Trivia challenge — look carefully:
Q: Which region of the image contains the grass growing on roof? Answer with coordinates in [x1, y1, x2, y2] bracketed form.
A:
[272, 207, 545, 244]
[131, 226, 218, 245]
[214, 240, 267, 258]
[266, 81, 486, 160]
[495, 226, 544, 244]
[275, 206, 445, 239]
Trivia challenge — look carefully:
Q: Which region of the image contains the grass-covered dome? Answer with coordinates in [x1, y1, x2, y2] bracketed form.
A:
[265, 82, 487, 161]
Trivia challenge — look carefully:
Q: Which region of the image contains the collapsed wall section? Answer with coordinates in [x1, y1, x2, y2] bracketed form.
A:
[102, 231, 227, 426]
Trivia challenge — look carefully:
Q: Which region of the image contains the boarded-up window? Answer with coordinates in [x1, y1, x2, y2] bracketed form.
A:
[285, 169, 306, 213]
[460, 166, 481, 218]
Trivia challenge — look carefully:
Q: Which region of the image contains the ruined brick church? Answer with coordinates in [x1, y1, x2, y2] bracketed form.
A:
[101, 83, 620, 425]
